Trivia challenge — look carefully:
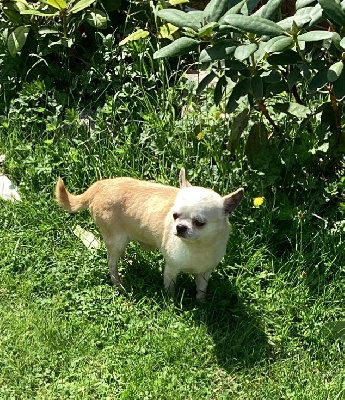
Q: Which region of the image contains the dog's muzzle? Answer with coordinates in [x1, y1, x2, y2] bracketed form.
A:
[176, 223, 188, 237]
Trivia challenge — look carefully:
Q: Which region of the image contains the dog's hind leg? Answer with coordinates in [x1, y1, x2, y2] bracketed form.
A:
[104, 234, 129, 286]
[194, 270, 212, 302]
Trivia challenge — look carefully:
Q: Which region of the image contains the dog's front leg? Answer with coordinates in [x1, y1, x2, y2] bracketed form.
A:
[163, 265, 178, 295]
[194, 270, 212, 302]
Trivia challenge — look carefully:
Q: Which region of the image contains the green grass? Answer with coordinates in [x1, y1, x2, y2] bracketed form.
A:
[1, 104, 344, 399]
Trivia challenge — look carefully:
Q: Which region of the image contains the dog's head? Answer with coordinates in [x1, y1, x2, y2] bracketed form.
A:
[172, 169, 244, 242]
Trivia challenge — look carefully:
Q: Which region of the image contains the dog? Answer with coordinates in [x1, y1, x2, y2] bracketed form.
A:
[55, 169, 243, 301]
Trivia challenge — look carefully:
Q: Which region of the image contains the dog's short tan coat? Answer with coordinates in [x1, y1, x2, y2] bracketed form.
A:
[55, 169, 243, 301]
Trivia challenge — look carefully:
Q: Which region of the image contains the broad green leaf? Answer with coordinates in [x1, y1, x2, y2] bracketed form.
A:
[262, 70, 281, 83]
[7, 26, 30, 57]
[226, 78, 250, 114]
[20, 9, 59, 16]
[265, 36, 293, 53]
[70, 0, 95, 13]
[234, 43, 257, 61]
[266, 81, 288, 96]
[245, 123, 268, 169]
[228, 108, 250, 154]
[273, 102, 310, 119]
[298, 31, 335, 41]
[157, 23, 179, 40]
[340, 37, 345, 49]
[196, 71, 217, 94]
[169, 0, 189, 5]
[296, 0, 316, 9]
[317, 0, 345, 26]
[38, 27, 59, 35]
[308, 68, 328, 92]
[198, 22, 219, 38]
[333, 68, 345, 99]
[327, 61, 344, 82]
[204, 0, 229, 22]
[251, 76, 263, 99]
[157, 9, 202, 30]
[153, 37, 200, 59]
[199, 42, 236, 63]
[119, 29, 149, 46]
[42, 0, 67, 10]
[214, 75, 227, 105]
[219, 0, 247, 24]
[309, 4, 323, 27]
[3, 7, 22, 24]
[267, 50, 302, 65]
[277, 14, 311, 30]
[222, 14, 284, 36]
[85, 9, 107, 29]
[254, 0, 284, 20]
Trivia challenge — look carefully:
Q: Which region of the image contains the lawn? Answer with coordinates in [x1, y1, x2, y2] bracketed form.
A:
[0, 120, 344, 399]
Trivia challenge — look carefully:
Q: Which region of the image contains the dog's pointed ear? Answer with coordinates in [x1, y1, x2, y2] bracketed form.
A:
[179, 168, 192, 188]
[223, 188, 244, 215]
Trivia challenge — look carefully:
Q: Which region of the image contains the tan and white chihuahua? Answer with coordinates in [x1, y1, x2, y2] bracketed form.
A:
[55, 169, 243, 301]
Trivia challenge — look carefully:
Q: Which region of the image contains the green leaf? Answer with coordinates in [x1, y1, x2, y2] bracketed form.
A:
[340, 37, 345, 50]
[204, 0, 229, 22]
[70, 0, 95, 13]
[253, 0, 284, 20]
[327, 61, 344, 82]
[245, 123, 268, 169]
[20, 9, 59, 16]
[267, 50, 302, 65]
[157, 9, 203, 30]
[157, 23, 179, 40]
[119, 29, 149, 46]
[266, 81, 288, 96]
[273, 102, 310, 119]
[199, 42, 236, 63]
[153, 37, 200, 59]
[265, 36, 294, 52]
[222, 14, 284, 36]
[277, 14, 312, 30]
[226, 78, 250, 114]
[298, 31, 335, 41]
[228, 108, 250, 154]
[214, 75, 227, 105]
[308, 4, 323, 27]
[85, 9, 107, 29]
[317, 0, 345, 26]
[42, 0, 67, 10]
[7, 26, 30, 57]
[169, 0, 189, 5]
[296, 0, 316, 9]
[308, 68, 328, 92]
[333, 68, 345, 99]
[196, 71, 217, 95]
[198, 22, 219, 38]
[219, 0, 247, 24]
[251, 76, 263, 99]
[234, 43, 258, 61]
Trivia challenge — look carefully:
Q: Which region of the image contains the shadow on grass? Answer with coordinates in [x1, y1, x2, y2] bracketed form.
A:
[119, 248, 270, 372]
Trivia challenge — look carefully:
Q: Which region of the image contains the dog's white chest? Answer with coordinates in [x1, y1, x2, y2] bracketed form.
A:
[162, 236, 227, 274]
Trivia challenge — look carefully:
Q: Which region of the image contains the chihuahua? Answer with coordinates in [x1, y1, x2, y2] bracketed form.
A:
[55, 169, 243, 301]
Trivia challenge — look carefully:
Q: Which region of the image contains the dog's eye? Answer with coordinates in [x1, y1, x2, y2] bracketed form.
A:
[173, 212, 180, 220]
[193, 218, 206, 227]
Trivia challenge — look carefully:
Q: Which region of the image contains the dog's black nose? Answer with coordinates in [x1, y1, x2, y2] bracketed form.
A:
[176, 224, 188, 235]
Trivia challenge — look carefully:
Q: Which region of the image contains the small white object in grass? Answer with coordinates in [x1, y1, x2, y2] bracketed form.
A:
[0, 174, 21, 201]
[73, 225, 100, 250]
[0, 154, 5, 164]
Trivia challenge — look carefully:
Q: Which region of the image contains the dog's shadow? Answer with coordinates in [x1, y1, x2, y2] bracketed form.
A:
[119, 247, 270, 372]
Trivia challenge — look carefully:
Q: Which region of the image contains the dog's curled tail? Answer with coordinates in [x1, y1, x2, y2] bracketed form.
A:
[55, 178, 90, 213]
